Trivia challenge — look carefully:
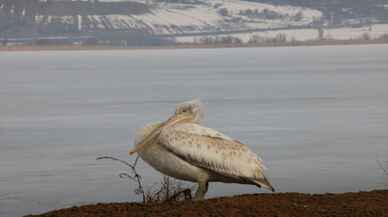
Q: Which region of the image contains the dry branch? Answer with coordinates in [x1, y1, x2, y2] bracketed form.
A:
[97, 155, 145, 203]
[96, 155, 192, 204]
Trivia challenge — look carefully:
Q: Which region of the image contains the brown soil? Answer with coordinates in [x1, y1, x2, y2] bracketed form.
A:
[26, 190, 388, 217]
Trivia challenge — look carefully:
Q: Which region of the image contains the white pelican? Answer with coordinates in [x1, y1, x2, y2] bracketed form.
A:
[130, 99, 275, 200]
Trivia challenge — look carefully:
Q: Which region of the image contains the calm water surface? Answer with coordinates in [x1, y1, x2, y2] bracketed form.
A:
[1, 45, 388, 217]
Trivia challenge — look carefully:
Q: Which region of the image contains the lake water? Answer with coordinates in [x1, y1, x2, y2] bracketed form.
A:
[1, 45, 388, 217]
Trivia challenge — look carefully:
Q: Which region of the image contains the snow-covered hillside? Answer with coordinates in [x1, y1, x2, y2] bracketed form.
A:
[175, 24, 388, 43]
[48, 0, 323, 35]
[35, 0, 388, 43]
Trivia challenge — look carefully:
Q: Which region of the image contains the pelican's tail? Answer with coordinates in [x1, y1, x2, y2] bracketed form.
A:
[252, 175, 275, 192]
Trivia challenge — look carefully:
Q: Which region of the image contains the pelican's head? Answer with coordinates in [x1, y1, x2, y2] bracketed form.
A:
[128, 99, 204, 156]
[174, 99, 204, 123]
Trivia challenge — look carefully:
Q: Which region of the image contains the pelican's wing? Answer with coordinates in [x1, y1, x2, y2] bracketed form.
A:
[158, 123, 267, 181]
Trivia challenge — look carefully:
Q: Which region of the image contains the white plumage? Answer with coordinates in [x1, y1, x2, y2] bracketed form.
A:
[132, 99, 274, 200]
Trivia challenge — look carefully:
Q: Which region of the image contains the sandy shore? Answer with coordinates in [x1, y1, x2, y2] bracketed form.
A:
[1, 38, 387, 52]
[25, 190, 388, 217]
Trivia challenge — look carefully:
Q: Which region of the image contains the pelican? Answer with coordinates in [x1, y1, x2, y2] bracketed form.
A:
[130, 99, 275, 200]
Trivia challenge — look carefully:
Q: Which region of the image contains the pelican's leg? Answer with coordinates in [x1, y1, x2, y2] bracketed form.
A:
[194, 179, 208, 201]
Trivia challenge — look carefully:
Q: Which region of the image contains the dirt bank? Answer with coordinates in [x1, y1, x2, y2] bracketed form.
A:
[26, 190, 388, 217]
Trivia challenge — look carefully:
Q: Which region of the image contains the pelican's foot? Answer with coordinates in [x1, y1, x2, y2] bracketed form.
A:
[194, 180, 208, 201]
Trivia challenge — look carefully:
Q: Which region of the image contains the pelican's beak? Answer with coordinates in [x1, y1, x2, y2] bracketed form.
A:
[163, 112, 194, 128]
[128, 112, 194, 156]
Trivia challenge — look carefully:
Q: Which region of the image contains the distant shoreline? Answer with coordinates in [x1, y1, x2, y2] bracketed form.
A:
[1, 38, 387, 52]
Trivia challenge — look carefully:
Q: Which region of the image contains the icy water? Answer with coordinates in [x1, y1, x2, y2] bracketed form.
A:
[1, 45, 388, 217]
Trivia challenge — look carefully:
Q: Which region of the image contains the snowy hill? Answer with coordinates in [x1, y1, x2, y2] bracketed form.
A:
[48, 0, 323, 35]
[5, 0, 388, 44]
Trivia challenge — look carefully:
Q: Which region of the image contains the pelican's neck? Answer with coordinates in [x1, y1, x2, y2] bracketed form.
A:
[134, 122, 162, 147]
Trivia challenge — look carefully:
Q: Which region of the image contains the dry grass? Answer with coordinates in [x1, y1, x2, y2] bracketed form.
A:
[377, 153, 388, 176]
[377, 158, 388, 176]
[145, 176, 193, 203]
[376, 154, 388, 189]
